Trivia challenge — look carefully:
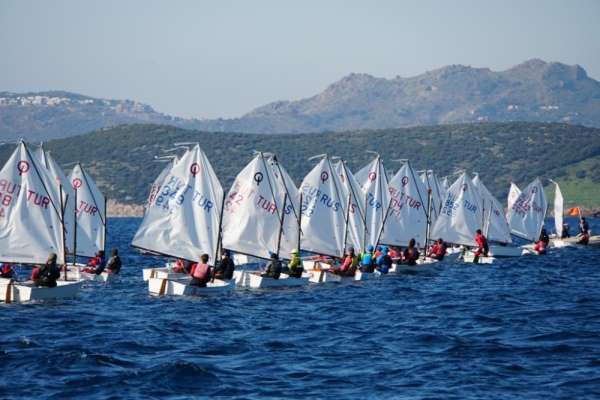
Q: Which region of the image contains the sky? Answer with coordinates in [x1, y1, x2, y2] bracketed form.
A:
[1, 0, 599, 119]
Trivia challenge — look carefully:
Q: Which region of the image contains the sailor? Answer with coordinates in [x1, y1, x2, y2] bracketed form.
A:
[375, 246, 392, 274]
[360, 245, 376, 273]
[0, 263, 14, 279]
[561, 223, 570, 238]
[332, 248, 357, 276]
[578, 229, 590, 245]
[83, 250, 106, 275]
[190, 254, 211, 287]
[539, 228, 550, 246]
[214, 250, 235, 280]
[262, 253, 282, 279]
[403, 239, 420, 266]
[473, 229, 489, 262]
[579, 217, 590, 235]
[105, 249, 122, 275]
[534, 239, 547, 254]
[35, 253, 61, 288]
[389, 246, 401, 261]
[287, 249, 304, 278]
[428, 238, 447, 260]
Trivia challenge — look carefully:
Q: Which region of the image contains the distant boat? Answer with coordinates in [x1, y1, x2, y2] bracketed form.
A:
[506, 178, 548, 255]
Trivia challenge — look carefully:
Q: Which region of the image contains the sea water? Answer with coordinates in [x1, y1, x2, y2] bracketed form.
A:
[1, 217, 599, 399]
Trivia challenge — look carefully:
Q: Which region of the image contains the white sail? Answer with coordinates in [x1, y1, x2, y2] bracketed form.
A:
[472, 175, 512, 244]
[507, 182, 521, 211]
[0, 142, 66, 264]
[506, 178, 548, 242]
[70, 164, 106, 257]
[431, 172, 484, 247]
[441, 176, 449, 193]
[299, 157, 347, 257]
[553, 181, 564, 238]
[145, 158, 177, 214]
[132, 145, 223, 261]
[355, 156, 389, 248]
[381, 161, 429, 247]
[334, 160, 366, 253]
[222, 153, 298, 260]
[36, 147, 76, 254]
[421, 171, 444, 223]
[264, 155, 299, 258]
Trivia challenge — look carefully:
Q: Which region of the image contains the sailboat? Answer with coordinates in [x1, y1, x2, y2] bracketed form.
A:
[221, 152, 307, 289]
[507, 182, 521, 212]
[506, 178, 548, 255]
[333, 159, 367, 254]
[355, 155, 390, 250]
[471, 174, 520, 257]
[68, 163, 110, 281]
[131, 144, 234, 296]
[382, 161, 439, 271]
[430, 172, 491, 264]
[298, 155, 351, 283]
[0, 141, 83, 303]
[420, 170, 444, 226]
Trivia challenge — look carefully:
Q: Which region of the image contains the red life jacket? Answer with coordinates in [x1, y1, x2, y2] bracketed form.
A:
[31, 267, 41, 280]
[475, 233, 488, 249]
[192, 263, 210, 280]
[534, 240, 547, 253]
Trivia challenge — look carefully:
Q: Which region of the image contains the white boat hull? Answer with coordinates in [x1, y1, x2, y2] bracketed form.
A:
[143, 267, 188, 281]
[461, 254, 496, 264]
[390, 258, 439, 273]
[488, 245, 524, 257]
[245, 272, 309, 289]
[148, 277, 235, 296]
[0, 278, 83, 303]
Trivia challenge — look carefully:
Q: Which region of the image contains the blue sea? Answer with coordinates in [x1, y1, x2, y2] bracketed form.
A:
[1, 217, 599, 399]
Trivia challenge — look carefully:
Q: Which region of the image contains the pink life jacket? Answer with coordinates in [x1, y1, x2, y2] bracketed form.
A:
[192, 263, 210, 280]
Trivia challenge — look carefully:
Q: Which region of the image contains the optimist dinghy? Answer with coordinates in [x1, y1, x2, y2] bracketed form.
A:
[222, 152, 308, 289]
[506, 178, 548, 255]
[132, 144, 234, 297]
[0, 141, 83, 303]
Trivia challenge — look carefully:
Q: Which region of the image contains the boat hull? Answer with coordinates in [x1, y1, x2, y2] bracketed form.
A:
[143, 267, 188, 281]
[245, 272, 309, 289]
[0, 278, 83, 303]
[148, 277, 235, 296]
[488, 245, 524, 257]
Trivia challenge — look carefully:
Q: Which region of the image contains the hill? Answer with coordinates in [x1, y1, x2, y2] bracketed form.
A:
[1, 122, 599, 209]
[2, 59, 600, 140]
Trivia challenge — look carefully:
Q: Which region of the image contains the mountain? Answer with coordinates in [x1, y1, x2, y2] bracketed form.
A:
[1, 122, 599, 210]
[2, 59, 600, 140]
[0, 91, 202, 141]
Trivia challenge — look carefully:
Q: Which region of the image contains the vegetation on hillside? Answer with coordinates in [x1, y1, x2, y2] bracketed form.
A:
[1, 122, 599, 207]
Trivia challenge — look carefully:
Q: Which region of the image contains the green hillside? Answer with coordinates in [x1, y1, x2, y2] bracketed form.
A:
[1, 122, 599, 207]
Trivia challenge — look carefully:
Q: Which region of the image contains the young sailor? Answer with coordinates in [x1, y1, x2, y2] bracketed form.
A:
[106, 249, 122, 275]
[360, 245, 376, 273]
[332, 248, 357, 276]
[578, 229, 590, 245]
[561, 223, 570, 238]
[579, 217, 590, 235]
[214, 250, 235, 280]
[262, 253, 282, 279]
[83, 250, 106, 275]
[534, 239, 547, 254]
[539, 228, 550, 246]
[375, 246, 392, 274]
[0, 263, 14, 279]
[403, 239, 420, 266]
[35, 253, 61, 288]
[473, 229, 489, 262]
[428, 238, 447, 261]
[190, 254, 211, 287]
[287, 249, 304, 278]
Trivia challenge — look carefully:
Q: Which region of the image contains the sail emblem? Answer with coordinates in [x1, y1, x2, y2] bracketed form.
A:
[462, 183, 468, 192]
[72, 178, 83, 189]
[368, 172, 377, 181]
[531, 186, 538, 194]
[253, 172, 264, 186]
[190, 163, 200, 176]
[321, 171, 329, 183]
[401, 176, 409, 187]
[17, 161, 29, 175]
